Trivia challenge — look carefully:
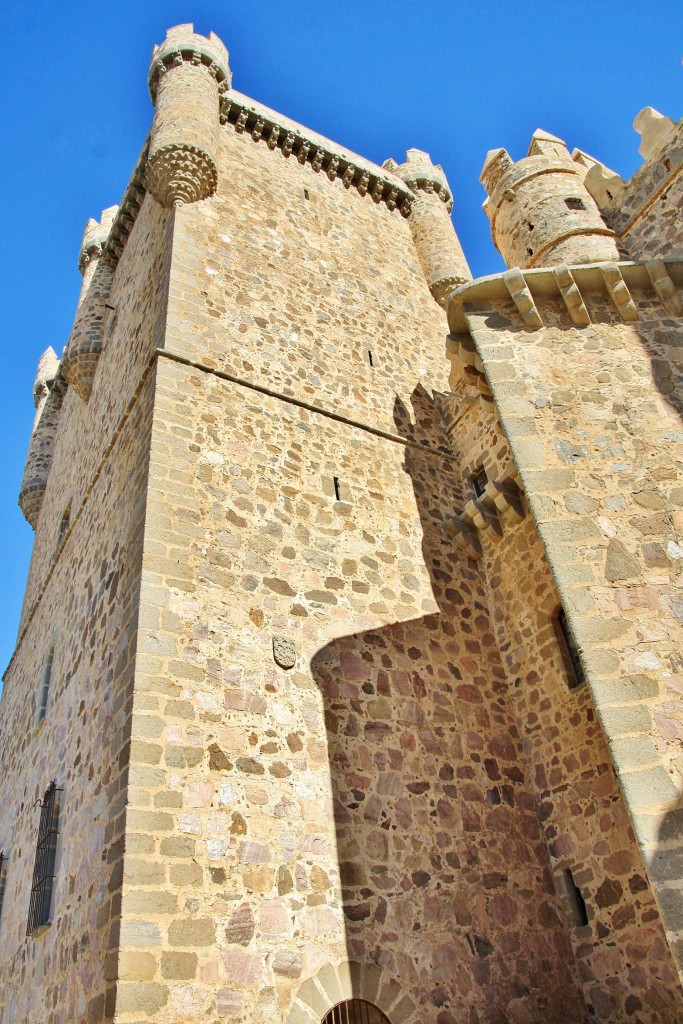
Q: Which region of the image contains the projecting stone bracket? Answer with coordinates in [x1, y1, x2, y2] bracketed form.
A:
[446, 334, 492, 399]
[602, 264, 639, 321]
[446, 473, 526, 559]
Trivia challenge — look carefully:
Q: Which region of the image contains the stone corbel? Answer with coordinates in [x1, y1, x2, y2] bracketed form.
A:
[553, 264, 591, 325]
[602, 265, 638, 321]
[647, 260, 682, 317]
[503, 268, 543, 329]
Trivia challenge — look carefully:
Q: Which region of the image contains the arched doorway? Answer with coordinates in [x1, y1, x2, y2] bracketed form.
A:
[321, 1000, 391, 1024]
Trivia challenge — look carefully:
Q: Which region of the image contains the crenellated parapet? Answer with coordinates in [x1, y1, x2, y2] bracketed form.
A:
[146, 24, 230, 208]
[575, 108, 683, 262]
[481, 129, 622, 270]
[61, 207, 118, 401]
[387, 149, 472, 307]
[19, 349, 67, 528]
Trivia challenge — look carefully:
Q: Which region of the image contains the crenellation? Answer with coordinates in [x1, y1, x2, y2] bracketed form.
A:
[3, 21, 683, 1024]
[481, 128, 623, 270]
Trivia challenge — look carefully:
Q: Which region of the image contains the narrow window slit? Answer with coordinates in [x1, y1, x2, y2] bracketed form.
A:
[37, 645, 55, 724]
[333, 476, 341, 501]
[472, 467, 488, 498]
[555, 606, 585, 688]
[368, 350, 374, 367]
[303, 188, 310, 200]
[564, 867, 589, 927]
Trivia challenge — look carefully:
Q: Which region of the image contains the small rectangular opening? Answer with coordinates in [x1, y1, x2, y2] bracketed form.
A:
[472, 467, 488, 498]
[368, 350, 374, 367]
[564, 868, 589, 927]
[303, 188, 310, 200]
[565, 197, 586, 211]
[37, 645, 55, 724]
[333, 477, 341, 501]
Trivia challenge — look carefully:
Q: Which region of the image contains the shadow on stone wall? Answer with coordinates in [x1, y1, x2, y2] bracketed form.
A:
[309, 386, 585, 1024]
[636, 320, 683, 421]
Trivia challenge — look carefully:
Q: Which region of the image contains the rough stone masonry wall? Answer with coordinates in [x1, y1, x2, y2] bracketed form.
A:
[0, 373, 154, 1024]
[0, 188, 174, 1023]
[441, 385, 683, 1022]
[117, 357, 586, 1024]
[462, 290, 683, 972]
[590, 120, 683, 262]
[114, 125, 588, 1023]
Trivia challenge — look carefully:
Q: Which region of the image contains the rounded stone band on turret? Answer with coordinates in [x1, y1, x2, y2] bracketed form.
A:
[388, 149, 472, 307]
[146, 25, 231, 209]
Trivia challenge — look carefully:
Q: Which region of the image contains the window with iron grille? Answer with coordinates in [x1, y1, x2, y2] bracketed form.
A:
[555, 607, 585, 688]
[27, 782, 62, 934]
[0, 851, 7, 924]
[321, 1001, 392, 1024]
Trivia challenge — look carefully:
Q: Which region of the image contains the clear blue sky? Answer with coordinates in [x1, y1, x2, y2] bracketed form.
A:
[0, 0, 680, 677]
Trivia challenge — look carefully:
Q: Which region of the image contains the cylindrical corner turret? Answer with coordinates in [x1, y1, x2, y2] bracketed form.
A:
[481, 130, 622, 270]
[19, 349, 66, 528]
[61, 207, 118, 401]
[146, 24, 231, 208]
[388, 149, 471, 307]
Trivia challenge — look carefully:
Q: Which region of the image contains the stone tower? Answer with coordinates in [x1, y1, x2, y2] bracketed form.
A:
[1, 23, 682, 1024]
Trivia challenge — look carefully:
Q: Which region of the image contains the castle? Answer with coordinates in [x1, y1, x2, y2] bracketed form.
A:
[1, 22, 682, 1024]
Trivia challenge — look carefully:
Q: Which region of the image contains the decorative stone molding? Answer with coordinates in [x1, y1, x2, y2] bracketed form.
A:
[147, 26, 230, 208]
[220, 91, 415, 217]
[61, 340, 103, 402]
[385, 149, 454, 212]
[103, 141, 149, 268]
[147, 24, 231, 101]
[446, 471, 526, 560]
[447, 259, 683, 335]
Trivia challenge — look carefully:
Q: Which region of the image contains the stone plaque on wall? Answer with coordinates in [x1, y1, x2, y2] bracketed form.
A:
[273, 636, 296, 669]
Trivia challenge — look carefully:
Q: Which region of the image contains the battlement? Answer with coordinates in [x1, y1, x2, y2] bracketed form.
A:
[481, 128, 621, 270]
[574, 107, 683, 261]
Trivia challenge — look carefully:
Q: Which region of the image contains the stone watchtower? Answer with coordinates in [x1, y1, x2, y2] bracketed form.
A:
[2, 23, 683, 1024]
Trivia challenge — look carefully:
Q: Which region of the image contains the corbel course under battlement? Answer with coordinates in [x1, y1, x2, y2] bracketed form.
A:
[446, 258, 683, 343]
[101, 91, 418, 271]
[220, 90, 416, 216]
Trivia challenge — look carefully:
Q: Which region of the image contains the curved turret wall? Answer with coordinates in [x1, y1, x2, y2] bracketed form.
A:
[61, 207, 117, 401]
[481, 131, 622, 270]
[19, 349, 66, 528]
[146, 24, 230, 208]
[390, 149, 471, 306]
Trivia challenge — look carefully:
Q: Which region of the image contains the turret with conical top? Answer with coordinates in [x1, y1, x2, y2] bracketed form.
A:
[481, 129, 622, 269]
